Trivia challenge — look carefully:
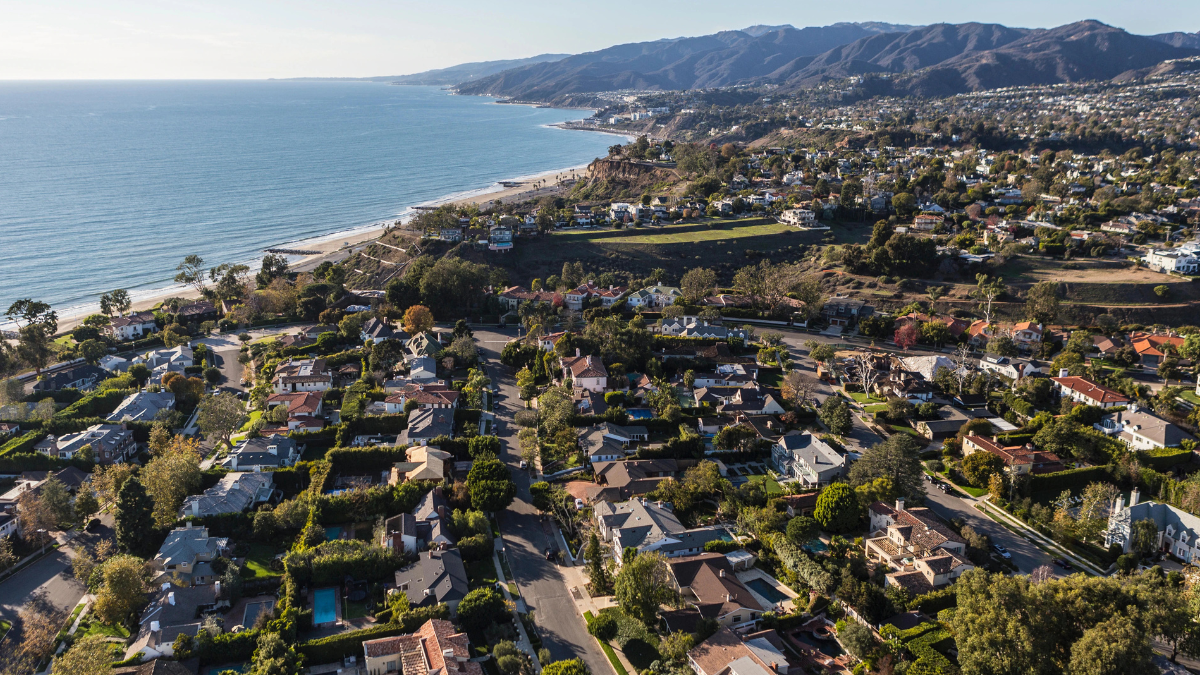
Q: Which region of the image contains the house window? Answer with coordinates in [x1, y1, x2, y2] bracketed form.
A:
[732, 615, 741, 623]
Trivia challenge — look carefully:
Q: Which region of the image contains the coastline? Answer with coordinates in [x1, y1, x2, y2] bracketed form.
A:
[51, 157, 614, 335]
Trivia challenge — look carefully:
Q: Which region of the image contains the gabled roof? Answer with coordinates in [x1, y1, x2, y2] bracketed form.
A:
[563, 354, 608, 379]
[1052, 376, 1129, 404]
[394, 549, 469, 607]
[668, 553, 763, 617]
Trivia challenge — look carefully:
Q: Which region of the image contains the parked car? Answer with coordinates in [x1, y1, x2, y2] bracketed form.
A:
[519, 460, 528, 469]
[993, 544, 1011, 559]
[544, 548, 555, 560]
[1054, 558, 1073, 570]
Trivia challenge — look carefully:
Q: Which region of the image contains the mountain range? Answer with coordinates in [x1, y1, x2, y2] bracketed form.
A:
[448, 21, 1200, 101]
[388, 53, 570, 85]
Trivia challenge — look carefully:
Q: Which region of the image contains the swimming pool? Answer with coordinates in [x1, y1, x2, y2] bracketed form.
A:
[314, 587, 337, 625]
[794, 631, 843, 658]
[324, 526, 342, 541]
[802, 539, 829, 554]
[626, 408, 653, 419]
[745, 578, 790, 604]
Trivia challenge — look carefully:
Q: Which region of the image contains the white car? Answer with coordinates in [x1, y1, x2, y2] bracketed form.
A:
[519, 460, 528, 469]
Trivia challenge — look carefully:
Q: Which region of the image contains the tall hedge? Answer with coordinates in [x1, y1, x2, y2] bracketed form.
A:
[1137, 447, 1193, 471]
[1028, 466, 1112, 494]
[328, 445, 410, 474]
[283, 538, 407, 585]
[55, 388, 131, 420]
[0, 431, 45, 457]
[296, 604, 448, 664]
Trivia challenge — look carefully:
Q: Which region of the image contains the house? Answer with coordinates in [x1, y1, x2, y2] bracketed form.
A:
[626, 285, 683, 308]
[384, 384, 460, 413]
[271, 358, 333, 393]
[1101, 221, 1137, 235]
[865, 500, 971, 586]
[411, 487, 455, 548]
[221, 435, 300, 471]
[406, 332, 445, 360]
[821, 297, 873, 327]
[780, 492, 819, 518]
[687, 627, 790, 675]
[1097, 407, 1196, 451]
[176, 301, 219, 322]
[884, 551, 974, 597]
[389, 446, 451, 484]
[32, 364, 109, 393]
[602, 422, 649, 446]
[771, 432, 844, 486]
[0, 422, 17, 440]
[381, 512, 419, 554]
[126, 584, 220, 662]
[561, 351, 608, 392]
[98, 354, 131, 372]
[912, 214, 944, 231]
[962, 436, 1065, 475]
[106, 312, 159, 341]
[36, 423, 136, 464]
[393, 550, 469, 614]
[914, 407, 971, 440]
[666, 553, 766, 631]
[498, 286, 557, 310]
[106, 391, 176, 423]
[874, 370, 936, 403]
[715, 384, 785, 416]
[966, 320, 995, 347]
[151, 523, 229, 584]
[488, 225, 513, 252]
[408, 356, 439, 384]
[399, 409, 455, 447]
[537, 331, 572, 352]
[361, 618, 481, 675]
[779, 208, 817, 227]
[142, 346, 194, 370]
[979, 356, 1039, 382]
[1145, 248, 1200, 274]
[1011, 322, 1043, 348]
[178, 471, 274, 518]
[573, 388, 607, 416]
[265, 391, 324, 421]
[1051, 373, 1129, 408]
[0, 512, 16, 539]
[593, 498, 729, 565]
[592, 459, 679, 500]
[579, 427, 628, 464]
[1106, 489, 1200, 562]
[361, 318, 403, 344]
[1130, 333, 1186, 368]
[565, 282, 628, 310]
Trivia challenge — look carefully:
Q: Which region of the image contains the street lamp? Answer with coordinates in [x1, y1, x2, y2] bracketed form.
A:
[37, 528, 47, 555]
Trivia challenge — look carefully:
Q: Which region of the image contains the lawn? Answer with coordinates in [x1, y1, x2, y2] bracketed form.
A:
[1180, 390, 1200, 406]
[553, 218, 792, 245]
[846, 391, 885, 404]
[745, 474, 784, 496]
[757, 369, 783, 388]
[957, 484, 988, 498]
[0, 619, 10, 642]
[238, 410, 263, 431]
[81, 618, 130, 639]
[864, 403, 889, 414]
[465, 558, 497, 589]
[889, 424, 922, 437]
[344, 599, 370, 620]
[241, 543, 283, 579]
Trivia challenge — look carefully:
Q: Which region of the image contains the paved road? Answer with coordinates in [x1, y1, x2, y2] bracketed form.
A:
[475, 328, 610, 675]
[923, 485, 1055, 575]
[0, 515, 116, 626]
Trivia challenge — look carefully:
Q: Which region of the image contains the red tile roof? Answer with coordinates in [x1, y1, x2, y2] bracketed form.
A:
[1052, 376, 1129, 404]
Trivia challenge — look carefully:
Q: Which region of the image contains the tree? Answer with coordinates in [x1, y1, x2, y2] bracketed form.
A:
[849, 434, 926, 499]
[961, 451, 1005, 488]
[448, 335, 478, 366]
[838, 620, 878, 660]
[52, 634, 113, 675]
[1, 601, 62, 675]
[588, 611, 618, 641]
[457, 587, 506, 631]
[781, 371, 819, 409]
[39, 477, 74, 527]
[255, 254, 290, 290]
[99, 289, 132, 317]
[973, 274, 1006, 325]
[680, 268, 717, 303]
[78, 339, 107, 365]
[658, 631, 695, 662]
[819, 396, 852, 436]
[1076, 482, 1120, 544]
[196, 392, 246, 449]
[174, 255, 207, 294]
[584, 531, 612, 595]
[17, 490, 57, 547]
[541, 660, 590, 675]
[786, 516, 819, 545]
[1068, 613, 1153, 675]
[403, 304, 435, 334]
[813, 483, 859, 532]
[892, 192, 916, 216]
[614, 551, 680, 624]
[1130, 518, 1159, 559]
[246, 631, 302, 675]
[466, 453, 516, 512]
[114, 479, 154, 553]
[93, 553, 151, 625]
[74, 482, 99, 523]
[141, 435, 203, 528]
[1026, 281, 1060, 325]
[894, 323, 918, 351]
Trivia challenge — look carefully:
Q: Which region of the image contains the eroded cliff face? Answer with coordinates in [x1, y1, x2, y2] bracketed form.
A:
[569, 158, 681, 202]
[585, 158, 674, 182]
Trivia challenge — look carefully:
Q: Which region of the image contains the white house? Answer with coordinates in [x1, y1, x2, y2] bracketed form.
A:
[1145, 248, 1200, 275]
[771, 432, 845, 486]
[561, 351, 608, 392]
[626, 285, 683, 308]
[1096, 407, 1196, 451]
[1051, 373, 1130, 408]
[1107, 489, 1200, 562]
[106, 312, 158, 341]
[779, 209, 817, 228]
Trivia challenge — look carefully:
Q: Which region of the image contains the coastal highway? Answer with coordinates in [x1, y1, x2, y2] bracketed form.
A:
[473, 328, 611, 675]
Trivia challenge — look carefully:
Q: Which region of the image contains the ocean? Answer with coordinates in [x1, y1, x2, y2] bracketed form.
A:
[0, 81, 617, 319]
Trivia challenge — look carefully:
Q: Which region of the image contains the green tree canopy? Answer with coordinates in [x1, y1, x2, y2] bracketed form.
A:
[813, 483, 859, 533]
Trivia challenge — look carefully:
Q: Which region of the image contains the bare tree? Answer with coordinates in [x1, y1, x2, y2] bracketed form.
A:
[782, 371, 819, 410]
[853, 353, 882, 396]
[1030, 565, 1054, 584]
[952, 343, 974, 394]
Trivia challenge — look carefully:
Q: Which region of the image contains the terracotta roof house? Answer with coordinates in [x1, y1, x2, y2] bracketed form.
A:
[687, 627, 790, 675]
[499, 286, 557, 310]
[667, 553, 767, 630]
[561, 351, 608, 392]
[362, 618, 481, 675]
[1051, 374, 1129, 408]
[385, 384, 460, 412]
[962, 436, 1065, 475]
[1130, 333, 1186, 368]
[865, 500, 968, 573]
[1011, 321, 1043, 347]
[106, 312, 159, 341]
[885, 551, 974, 596]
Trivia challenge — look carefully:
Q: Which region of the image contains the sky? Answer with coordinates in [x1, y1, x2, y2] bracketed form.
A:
[3, 0, 1200, 80]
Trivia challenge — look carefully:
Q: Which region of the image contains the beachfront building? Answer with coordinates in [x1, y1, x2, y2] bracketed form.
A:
[106, 312, 159, 341]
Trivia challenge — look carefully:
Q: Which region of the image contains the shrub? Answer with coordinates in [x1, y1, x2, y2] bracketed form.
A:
[284, 539, 407, 585]
[297, 604, 448, 663]
[588, 611, 618, 641]
[457, 587, 506, 631]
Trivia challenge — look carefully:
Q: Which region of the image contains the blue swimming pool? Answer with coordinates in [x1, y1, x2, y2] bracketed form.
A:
[626, 408, 653, 419]
[324, 526, 342, 541]
[314, 587, 337, 625]
[802, 539, 828, 554]
[745, 578, 790, 604]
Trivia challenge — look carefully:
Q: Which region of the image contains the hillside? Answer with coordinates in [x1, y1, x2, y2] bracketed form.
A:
[453, 21, 1199, 101]
[389, 53, 571, 85]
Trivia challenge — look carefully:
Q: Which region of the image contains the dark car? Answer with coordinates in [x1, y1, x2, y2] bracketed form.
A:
[544, 548, 555, 560]
[85, 518, 101, 531]
[1054, 558, 1073, 570]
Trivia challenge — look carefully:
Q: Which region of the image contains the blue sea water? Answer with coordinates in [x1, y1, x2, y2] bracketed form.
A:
[0, 81, 617, 317]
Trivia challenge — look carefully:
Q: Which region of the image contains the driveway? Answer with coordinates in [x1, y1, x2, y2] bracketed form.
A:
[474, 328, 611, 675]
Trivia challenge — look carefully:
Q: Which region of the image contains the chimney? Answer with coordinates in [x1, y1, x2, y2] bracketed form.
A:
[425, 589, 433, 596]
[576, 348, 581, 357]
[719, 569, 725, 578]
[443, 649, 457, 671]
[150, 620, 160, 633]
[1059, 368, 1069, 378]
[215, 581, 221, 596]
[896, 498, 906, 512]
[267, 444, 278, 455]
[1130, 488, 1140, 507]
[191, 501, 199, 517]
[725, 593, 732, 602]
[1115, 495, 1125, 513]
[168, 592, 175, 606]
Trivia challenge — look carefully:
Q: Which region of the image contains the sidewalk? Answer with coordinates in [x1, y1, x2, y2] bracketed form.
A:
[492, 550, 542, 672]
[558, 567, 633, 675]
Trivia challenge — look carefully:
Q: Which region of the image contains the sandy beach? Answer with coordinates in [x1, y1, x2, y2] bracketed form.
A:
[51, 162, 594, 335]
